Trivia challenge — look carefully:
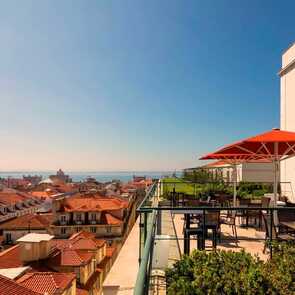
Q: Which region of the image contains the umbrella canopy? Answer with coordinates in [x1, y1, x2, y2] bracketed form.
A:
[202, 128, 295, 160]
[200, 128, 295, 205]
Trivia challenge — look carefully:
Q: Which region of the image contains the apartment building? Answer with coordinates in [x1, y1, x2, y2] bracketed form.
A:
[0, 190, 42, 223]
[280, 42, 295, 200]
[0, 213, 53, 244]
[0, 231, 111, 294]
[50, 193, 129, 241]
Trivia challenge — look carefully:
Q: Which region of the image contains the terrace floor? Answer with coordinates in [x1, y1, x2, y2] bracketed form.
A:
[170, 213, 268, 260]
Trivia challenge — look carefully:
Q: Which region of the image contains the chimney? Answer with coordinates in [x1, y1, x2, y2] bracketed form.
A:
[17, 233, 54, 263]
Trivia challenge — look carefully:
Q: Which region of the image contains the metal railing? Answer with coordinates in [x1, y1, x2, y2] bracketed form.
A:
[134, 180, 295, 295]
[134, 210, 157, 295]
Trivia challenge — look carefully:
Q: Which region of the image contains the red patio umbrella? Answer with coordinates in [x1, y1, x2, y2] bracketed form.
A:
[200, 128, 295, 205]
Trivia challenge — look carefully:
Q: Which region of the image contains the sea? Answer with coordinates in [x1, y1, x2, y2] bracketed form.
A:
[0, 171, 181, 183]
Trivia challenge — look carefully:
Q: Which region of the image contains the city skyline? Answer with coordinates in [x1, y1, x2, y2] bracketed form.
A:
[1, 1, 295, 170]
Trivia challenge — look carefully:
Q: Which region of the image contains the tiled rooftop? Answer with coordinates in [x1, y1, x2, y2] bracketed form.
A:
[17, 272, 75, 295]
[0, 192, 35, 206]
[0, 214, 53, 230]
[49, 247, 94, 266]
[0, 245, 22, 268]
[103, 213, 123, 225]
[0, 274, 39, 295]
[60, 194, 128, 212]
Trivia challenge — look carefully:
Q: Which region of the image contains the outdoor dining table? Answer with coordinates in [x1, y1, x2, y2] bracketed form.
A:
[180, 210, 219, 254]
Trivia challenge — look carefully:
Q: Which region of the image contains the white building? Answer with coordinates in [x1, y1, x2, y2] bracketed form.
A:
[202, 160, 275, 183]
[280, 42, 295, 200]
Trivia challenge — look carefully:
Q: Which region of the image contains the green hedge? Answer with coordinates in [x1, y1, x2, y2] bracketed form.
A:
[237, 182, 273, 199]
[166, 245, 295, 294]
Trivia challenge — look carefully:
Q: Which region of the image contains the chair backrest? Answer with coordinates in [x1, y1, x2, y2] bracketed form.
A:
[278, 209, 295, 222]
[261, 197, 270, 208]
[239, 198, 250, 206]
[187, 199, 200, 207]
[228, 210, 237, 219]
[205, 211, 220, 225]
[262, 213, 277, 239]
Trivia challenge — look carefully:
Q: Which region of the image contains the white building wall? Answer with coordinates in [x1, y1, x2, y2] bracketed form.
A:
[241, 162, 275, 183]
[280, 43, 295, 201]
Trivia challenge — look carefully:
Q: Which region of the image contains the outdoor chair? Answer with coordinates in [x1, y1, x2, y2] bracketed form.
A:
[262, 213, 295, 253]
[278, 209, 295, 234]
[183, 211, 220, 253]
[261, 196, 271, 208]
[220, 211, 238, 243]
[187, 199, 200, 207]
[246, 203, 262, 228]
[201, 211, 220, 248]
[236, 199, 250, 225]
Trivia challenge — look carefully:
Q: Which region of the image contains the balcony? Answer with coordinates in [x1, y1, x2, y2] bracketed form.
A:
[134, 180, 295, 294]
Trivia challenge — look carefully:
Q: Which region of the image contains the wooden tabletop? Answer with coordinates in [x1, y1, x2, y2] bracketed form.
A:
[280, 221, 295, 230]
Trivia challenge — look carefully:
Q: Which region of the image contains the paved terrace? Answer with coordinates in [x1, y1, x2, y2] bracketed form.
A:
[171, 213, 267, 260]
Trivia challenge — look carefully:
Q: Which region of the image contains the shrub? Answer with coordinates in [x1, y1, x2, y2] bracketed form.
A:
[166, 250, 268, 295]
[237, 182, 273, 199]
[166, 245, 295, 294]
[263, 242, 295, 294]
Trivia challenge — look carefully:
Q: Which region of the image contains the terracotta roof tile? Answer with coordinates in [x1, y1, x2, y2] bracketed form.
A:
[103, 213, 123, 225]
[0, 192, 36, 206]
[0, 214, 52, 230]
[60, 194, 128, 212]
[50, 231, 105, 251]
[0, 274, 39, 295]
[0, 245, 23, 268]
[49, 248, 94, 267]
[30, 192, 51, 199]
[17, 272, 75, 295]
[69, 230, 95, 240]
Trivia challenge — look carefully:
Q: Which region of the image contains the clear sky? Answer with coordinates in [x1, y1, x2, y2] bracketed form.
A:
[0, 1, 294, 171]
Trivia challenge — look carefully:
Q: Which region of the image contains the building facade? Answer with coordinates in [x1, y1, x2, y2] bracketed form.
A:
[280, 42, 295, 201]
[50, 193, 129, 241]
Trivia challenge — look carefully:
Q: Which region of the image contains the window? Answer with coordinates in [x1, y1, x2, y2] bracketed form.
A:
[60, 215, 66, 222]
[5, 233, 12, 243]
[76, 213, 82, 221]
[106, 226, 112, 234]
[61, 228, 66, 235]
[90, 227, 96, 233]
[90, 213, 96, 220]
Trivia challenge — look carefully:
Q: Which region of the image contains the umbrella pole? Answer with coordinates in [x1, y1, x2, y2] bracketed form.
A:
[233, 164, 237, 207]
[274, 142, 279, 205]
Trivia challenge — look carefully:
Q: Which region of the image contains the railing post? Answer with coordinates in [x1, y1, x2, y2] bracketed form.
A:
[139, 213, 142, 264]
[145, 211, 156, 294]
[202, 209, 206, 250]
[270, 209, 273, 259]
[144, 212, 148, 245]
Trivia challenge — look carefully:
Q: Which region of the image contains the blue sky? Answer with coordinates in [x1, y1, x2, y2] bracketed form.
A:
[0, 1, 294, 171]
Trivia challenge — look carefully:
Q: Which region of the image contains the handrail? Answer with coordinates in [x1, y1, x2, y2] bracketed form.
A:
[134, 210, 157, 295]
[137, 182, 157, 211]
